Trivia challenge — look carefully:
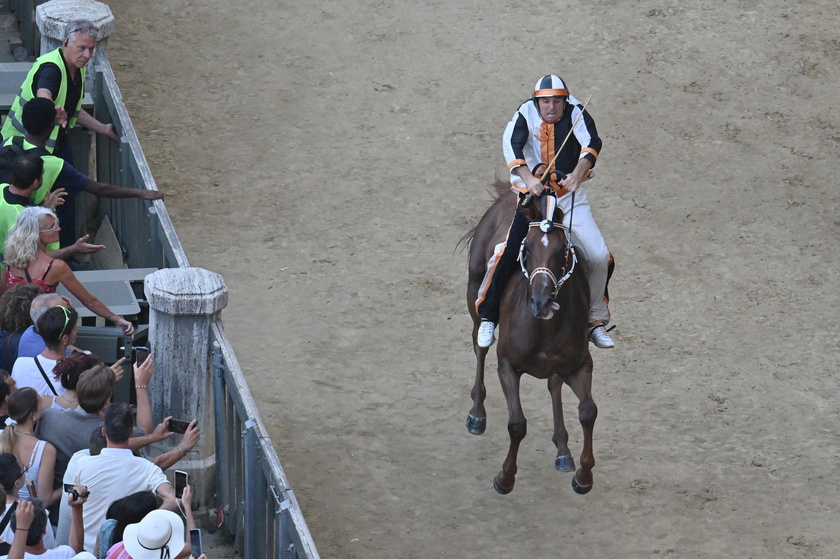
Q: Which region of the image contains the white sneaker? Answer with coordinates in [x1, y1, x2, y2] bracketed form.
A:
[588, 325, 615, 349]
[477, 320, 496, 348]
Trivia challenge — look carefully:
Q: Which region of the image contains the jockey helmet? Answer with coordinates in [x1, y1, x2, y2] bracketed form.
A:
[533, 75, 569, 99]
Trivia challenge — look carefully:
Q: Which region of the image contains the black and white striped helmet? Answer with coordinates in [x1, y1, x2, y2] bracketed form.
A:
[533, 75, 569, 98]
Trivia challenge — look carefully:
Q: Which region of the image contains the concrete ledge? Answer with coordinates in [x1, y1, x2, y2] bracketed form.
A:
[145, 267, 228, 316]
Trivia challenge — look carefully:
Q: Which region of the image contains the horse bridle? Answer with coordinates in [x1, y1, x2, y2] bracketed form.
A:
[518, 220, 578, 299]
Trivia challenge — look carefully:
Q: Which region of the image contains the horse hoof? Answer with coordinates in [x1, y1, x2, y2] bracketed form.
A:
[555, 455, 575, 472]
[571, 474, 592, 495]
[493, 474, 513, 495]
[466, 414, 486, 435]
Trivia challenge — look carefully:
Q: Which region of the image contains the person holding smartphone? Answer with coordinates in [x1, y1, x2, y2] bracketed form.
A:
[74, 403, 178, 551]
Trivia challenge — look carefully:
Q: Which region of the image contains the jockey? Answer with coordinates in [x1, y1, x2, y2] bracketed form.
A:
[475, 74, 615, 349]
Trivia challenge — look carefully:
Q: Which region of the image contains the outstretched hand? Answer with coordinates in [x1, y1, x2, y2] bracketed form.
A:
[140, 189, 164, 201]
[101, 122, 120, 142]
[70, 234, 106, 255]
[55, 105, 68, 128]
[43, 188, 67, 209]
[115, 317, 135, 337]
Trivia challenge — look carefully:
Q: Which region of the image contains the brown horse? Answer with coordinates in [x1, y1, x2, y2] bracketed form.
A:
[464, 181, 597, 494]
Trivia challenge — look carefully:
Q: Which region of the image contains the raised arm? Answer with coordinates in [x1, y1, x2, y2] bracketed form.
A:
[133, 356, 154, 434]
[85, 178, 163, 201]
[75, 109, 120, 142]
[45, 259, 135, 335]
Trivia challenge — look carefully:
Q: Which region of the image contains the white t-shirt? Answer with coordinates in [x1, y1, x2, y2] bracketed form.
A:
[0, 546, 77, 558]
[0, 501, 57, 549]
[75, 448, 169, 552]
[55, 450, 90, 546]
[11, 356, 66, 397]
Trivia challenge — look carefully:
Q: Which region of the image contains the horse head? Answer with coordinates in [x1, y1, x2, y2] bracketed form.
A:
[517, 194, 577, 320]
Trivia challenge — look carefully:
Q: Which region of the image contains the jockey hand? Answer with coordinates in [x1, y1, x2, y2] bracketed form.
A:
[560, 159, 593, 193]
[560, 172, 584, 193]
[524, 175, 548, 196]
[514, 165, 548, 196]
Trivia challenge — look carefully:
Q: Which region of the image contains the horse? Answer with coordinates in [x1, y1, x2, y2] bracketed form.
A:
[463, 181, 597, 494]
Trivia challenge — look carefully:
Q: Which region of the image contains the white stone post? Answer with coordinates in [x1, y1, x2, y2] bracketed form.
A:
[35, 0, 115, 60]
[144, 268, 229, 507]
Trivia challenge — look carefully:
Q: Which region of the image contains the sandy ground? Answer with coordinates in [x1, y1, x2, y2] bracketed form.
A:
[104, 0, 840, 557]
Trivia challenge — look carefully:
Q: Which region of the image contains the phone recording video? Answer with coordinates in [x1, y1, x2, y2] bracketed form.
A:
[134, 346, 150, 365]
[190, 528, 202, 558]
[174, 470, 188, 499]
[168, 418, 192, 434]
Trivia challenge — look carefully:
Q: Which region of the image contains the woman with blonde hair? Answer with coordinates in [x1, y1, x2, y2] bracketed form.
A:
[3, 207, 134, 335]
[0, 387, 60, 507]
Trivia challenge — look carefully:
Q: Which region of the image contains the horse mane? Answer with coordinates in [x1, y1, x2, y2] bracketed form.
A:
[455, 179, 514, 255]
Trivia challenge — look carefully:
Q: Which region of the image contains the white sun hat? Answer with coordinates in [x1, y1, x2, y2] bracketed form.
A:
[122, 510, 186, 559]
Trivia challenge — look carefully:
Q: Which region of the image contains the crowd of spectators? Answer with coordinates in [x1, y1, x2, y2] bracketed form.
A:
[0, 18, 205, 558]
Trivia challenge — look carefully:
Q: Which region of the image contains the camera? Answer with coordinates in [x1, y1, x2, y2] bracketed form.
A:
[63, 483, 90, 500]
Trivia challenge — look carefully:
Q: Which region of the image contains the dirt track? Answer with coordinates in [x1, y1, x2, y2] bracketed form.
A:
[106, 0, 840, 556]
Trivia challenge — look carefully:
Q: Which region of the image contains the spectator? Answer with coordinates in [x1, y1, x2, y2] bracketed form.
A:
[3, 208, 134, 335]
[42, 352, 125, 413]
[0, 154, 66, 255]
[57, 410, 198, 548]
[16, 294, 72, 360]
[95, 491, 157, 559]
[0, 453, 57, 550]
[0, 285, 41, 371]
[12, 306, 78, 397]
[5, 99, 163, 249]
[106, 503, 194, 559]
[0, 388, 60, 507]
[7, 494, 86, 558]
[54, 428, 105, 547]
[34, 365, 116, 494]
[0, 370, 15, 425]
[75, 403, 177, 552]
[1, 20, 117, 158]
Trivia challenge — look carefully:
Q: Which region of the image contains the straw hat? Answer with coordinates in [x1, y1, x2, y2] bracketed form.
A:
[122, 510, 186, 559]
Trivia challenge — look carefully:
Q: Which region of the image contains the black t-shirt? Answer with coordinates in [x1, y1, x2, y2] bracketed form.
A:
[30, 50, 83, 152]
[2, 185, 33, 207]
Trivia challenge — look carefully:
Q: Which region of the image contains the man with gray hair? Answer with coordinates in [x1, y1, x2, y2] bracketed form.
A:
[15, 292, 72, 358]
[0, 19, 119, 160]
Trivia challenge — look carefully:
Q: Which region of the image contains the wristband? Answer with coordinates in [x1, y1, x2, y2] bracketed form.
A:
[15, 527, 31, 531]
[136, 385, 148, 389]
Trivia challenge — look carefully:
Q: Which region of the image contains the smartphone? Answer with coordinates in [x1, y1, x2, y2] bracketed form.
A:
[168, 418, 192, 434]
[189, 528, 202, 558]
[25, 479, 37, 498]
[63, 483, 75, 494]
[134, 346, 150, 365]
[174, 470, 188, 499]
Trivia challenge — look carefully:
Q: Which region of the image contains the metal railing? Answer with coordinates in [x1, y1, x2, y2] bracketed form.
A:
[211, 323, 319, 558]
[0, 35, 321, 557]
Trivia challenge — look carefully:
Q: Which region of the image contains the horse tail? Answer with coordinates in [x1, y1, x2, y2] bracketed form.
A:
[455, 178, 514, 256]
[455, 226, 477, 255]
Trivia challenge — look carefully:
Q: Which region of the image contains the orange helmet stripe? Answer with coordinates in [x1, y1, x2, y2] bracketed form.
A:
[534, 88, 568, 97]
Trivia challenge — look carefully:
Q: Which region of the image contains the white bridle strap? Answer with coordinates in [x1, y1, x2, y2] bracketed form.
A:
[518, 222, 578, 298]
